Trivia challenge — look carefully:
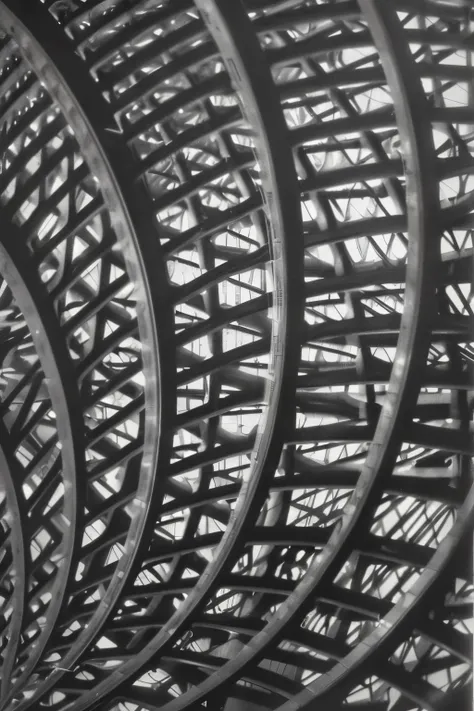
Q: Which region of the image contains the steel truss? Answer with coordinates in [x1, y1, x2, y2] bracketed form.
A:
[0, 1, 472, 710]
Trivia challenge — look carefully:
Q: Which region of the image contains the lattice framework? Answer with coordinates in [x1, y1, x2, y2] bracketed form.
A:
[0, 1, 472, 711]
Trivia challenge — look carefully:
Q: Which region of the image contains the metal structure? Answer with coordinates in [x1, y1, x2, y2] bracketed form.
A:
[0, 1, 472, 710]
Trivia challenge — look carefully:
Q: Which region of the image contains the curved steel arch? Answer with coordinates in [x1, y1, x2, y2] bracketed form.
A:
[0, 426, 26, 701]
[32, 0, 306, 707]
[0, 0, 174, 706]
[0, 218, 87, 702]
[119, 2, 442, 707]
[0, 1, 472, 711]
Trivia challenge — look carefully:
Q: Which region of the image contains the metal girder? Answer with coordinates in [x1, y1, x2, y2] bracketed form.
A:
[0, 1, 472, 711]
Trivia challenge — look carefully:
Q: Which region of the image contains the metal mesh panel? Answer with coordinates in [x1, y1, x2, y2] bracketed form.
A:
[0, 2, 472, 710]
